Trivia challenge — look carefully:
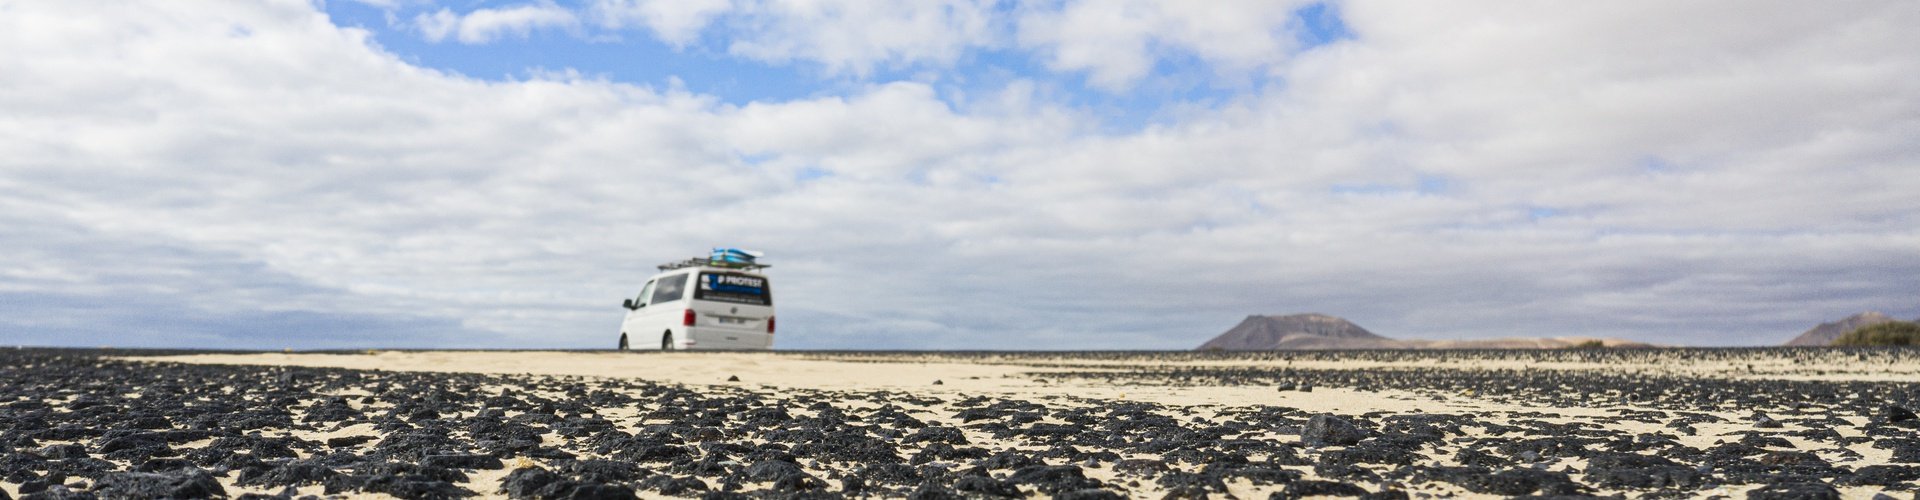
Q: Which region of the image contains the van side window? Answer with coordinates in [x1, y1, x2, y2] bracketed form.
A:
[650, 274, 688, 304]
[634, 281, 655, 307]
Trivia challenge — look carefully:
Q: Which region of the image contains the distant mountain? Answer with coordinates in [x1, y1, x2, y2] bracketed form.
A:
[1196, 313, 1650, 350]
[1197, 314, 1396, 350]
[1784, 311, 1899, 346]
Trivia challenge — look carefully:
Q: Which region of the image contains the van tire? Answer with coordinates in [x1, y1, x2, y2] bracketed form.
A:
[661, 332, 673, 351]
[618, 333, 629, 351]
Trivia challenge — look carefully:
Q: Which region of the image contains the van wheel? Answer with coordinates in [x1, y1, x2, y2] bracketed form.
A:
[661, 333, 673, 351]
[617, 333, 629, 351]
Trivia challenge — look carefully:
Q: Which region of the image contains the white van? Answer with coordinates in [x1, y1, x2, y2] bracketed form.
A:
[618, 259, 774, 350]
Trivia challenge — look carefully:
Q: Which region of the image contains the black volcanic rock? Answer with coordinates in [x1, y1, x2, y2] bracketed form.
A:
[9, 347, 1920, 499]
[499, 467, 562, 498]
[1301, 414, 1370, 447]
[1197, 314, 1393, 350]
[1746, 482, 1841, 500]
[1785, 311, 1898, 346]
[92, 470, 226, 499]
[1880, 404, 1919, 424]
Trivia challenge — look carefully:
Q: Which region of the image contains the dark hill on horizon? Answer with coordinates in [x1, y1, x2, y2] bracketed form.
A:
[1197, 313, 1648, 350]
[1197, 314, 1397, 350]
[1783, 311, 1904, 346]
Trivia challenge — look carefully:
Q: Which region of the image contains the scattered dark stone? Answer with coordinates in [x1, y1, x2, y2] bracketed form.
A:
[371, 431, 462, 461]
[952, 475, 1021, 497]
[1359, 489, 1407, 500]
[540, 482, 636, 500]
[1320, 443, 1416, 466]
[1302, 414, 1369, 447]
[499, 467, 563, 498]
[1758, 450, 1827, 467]
[326, 435, 376, 448]
[91, 470, 226, 499]
[37, 445, 87, 460]
[726, 375, 740, 382]
[1747, 482, 1841, 500]
[637, 475, 708, 496]
[423, 453, 504, 470]
[1740, 434, 1794, 449]
[1882, 405, 1919, 424]
[558, 459, 648, 483]
[1154, 471, 1227, 493]
[132, 458, 193, 473]
[771, 472, 827, 491]
[95, 433, 169, 455]
[907, 481, 961, 500]
[1839, 465, 1920, 487]
[237, 459, 339, 488]
[329, 472, 476, 499]
[1429, 467, 1584, 496]
[1053, 489, 1125, 500]
[1007, 465, 1103, 495]
[981, 451, 1044, 471]
[304, 397, 363, 423]
[20, 487, 92, 500]
[742, 460, 803, 482]
[1453, 447, 1510, 468]
[904, 426, 969, 445]
[1277, 479, 1369, 498]
[1884, 440, 1920, 464]
[1232, 467, 1301, 486]
[1586, 452, 1701, 489]
[7, 348, 1920, 499]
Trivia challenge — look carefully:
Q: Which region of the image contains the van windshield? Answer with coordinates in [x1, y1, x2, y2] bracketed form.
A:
[695, 272, 772, 306]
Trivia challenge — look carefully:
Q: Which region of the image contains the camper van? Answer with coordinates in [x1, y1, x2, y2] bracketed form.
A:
[618, 254, 774, 350]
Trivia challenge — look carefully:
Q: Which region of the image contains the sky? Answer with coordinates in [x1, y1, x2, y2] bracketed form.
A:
[2, 0, 1916, 350]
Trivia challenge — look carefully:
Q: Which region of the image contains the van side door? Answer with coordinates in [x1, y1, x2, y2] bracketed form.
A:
[635, 273, 690, 336]
[623, 280, 655, 334]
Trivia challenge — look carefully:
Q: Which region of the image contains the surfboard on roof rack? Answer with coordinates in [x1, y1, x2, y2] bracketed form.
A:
[710, 247, 762, 264]
[658, 257, 769, 272]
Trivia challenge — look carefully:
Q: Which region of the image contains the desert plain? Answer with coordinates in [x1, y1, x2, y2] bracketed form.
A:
[3, 347, 1919, 499]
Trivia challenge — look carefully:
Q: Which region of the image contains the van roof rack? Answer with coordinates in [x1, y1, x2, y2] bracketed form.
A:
[657, 258, 770, 272]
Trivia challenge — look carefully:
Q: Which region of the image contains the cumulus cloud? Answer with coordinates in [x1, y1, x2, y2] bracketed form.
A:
[590, 0, 734, 46]
[722, 0, 1002, 75]
[584, 0, 1305, 87]
[415, 2, 579, 44]
[1016, 0, 1311, 91]
[1, 0, 1915, 349]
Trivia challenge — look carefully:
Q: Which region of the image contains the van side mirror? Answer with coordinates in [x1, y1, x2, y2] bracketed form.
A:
[622, 299, 635, 309]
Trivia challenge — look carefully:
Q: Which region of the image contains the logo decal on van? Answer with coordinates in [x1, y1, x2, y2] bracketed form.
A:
[705, 274, 764, 294]
[695, 272, 772, 306]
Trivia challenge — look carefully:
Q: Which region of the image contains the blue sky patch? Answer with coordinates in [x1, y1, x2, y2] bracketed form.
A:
[1294, 2, 1355, 48]
[317, 0, 1348, 131]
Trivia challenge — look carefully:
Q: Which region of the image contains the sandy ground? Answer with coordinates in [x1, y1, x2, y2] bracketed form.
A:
[116, 349, 1920, 499]
[150, 349, 1920, 411]
[155, 351, 1442, 413]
